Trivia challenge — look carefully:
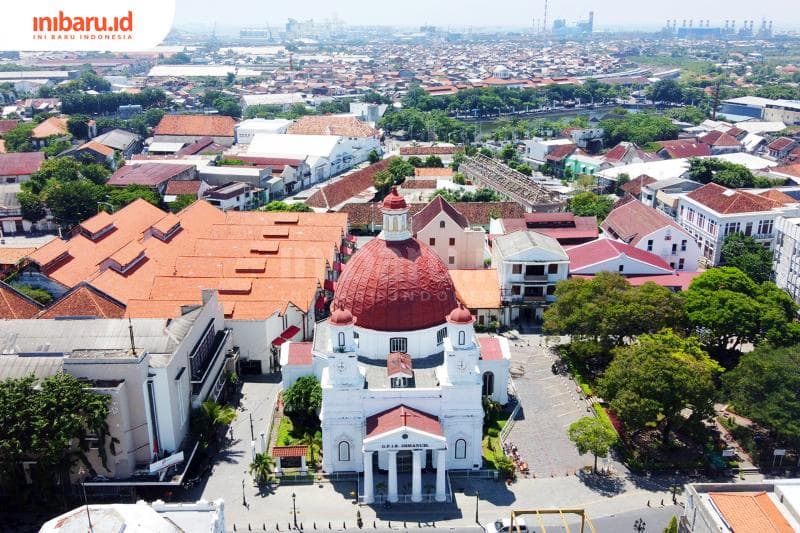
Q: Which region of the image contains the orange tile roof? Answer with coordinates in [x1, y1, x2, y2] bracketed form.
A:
[28, 198, 341, 321]
[37, 283, 125, 319]
[287, 116, 378, 137]
[154, 114, 236, 138]
[449, 269, 501, 309]
[79, 141, 114, 157]
[414, 167, 453, 177]
[28, 238, 71, 268]
[0, 247, 35, 266]
[709, 492, 794, 533]
[31, 117, 68, 139]
[79, 211, 115, 235]
[0, 281, 42, 319]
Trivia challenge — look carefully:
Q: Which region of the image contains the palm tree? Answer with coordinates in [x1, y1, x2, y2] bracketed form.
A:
[298, 430, 323, 467]
[249, 452, 275, 485]
[192, 400, 237, 448]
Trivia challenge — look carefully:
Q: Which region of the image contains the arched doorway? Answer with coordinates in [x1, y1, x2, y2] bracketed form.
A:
[482, 371, 494, 396]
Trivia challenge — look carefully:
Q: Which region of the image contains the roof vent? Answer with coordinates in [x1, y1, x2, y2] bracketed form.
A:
[218, 278, 252, 294]
[107, 242, 146, 275]
[149, 213, 181, 242]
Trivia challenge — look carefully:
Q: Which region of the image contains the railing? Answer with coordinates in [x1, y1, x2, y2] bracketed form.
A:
[191, 329, 231, 397]
[523, 274, 547, 282]
[500, 381, 521, 443]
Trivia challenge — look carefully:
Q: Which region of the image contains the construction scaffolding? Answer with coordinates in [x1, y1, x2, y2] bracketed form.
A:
[458, 154, 564, 212]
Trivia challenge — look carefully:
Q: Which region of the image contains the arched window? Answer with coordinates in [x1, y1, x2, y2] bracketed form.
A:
[338, 441, 350, 462]
[454, 439, 467, 459]
[338, 332, 345, 347]
[482, 372, 495, 396]
[458, 330, 466, 346]
[440, 220, 446, 228]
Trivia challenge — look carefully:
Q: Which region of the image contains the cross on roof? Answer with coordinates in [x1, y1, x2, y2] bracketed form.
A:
[401, 406, 408, 427]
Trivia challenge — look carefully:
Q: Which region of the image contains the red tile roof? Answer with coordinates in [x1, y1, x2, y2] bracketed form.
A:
[366, 405, 443, 438]
[499, 214, 598, 243]
[0, 119, 20, 135]
[411, 195, 469, 233]
[37, 283, 125, 319]
[709, 492, 794, 533]
[759, 189, 796, 205]
[399, 146, 459, 156]
[686, 182, 779, 214]
[164, 180, 202, 196]
[78, 141, 114, 157]
[601, 200, 685, 246]
[108, 163, 195, 187]
[568, 238, 672, 273]
[0, 281, 42, 319]
[286, 342, 313, 365]
[571, 272, 700, 291]
[478, 336, 504, 360]
[656, 139, 712, 159]
[402, 179, 437, 189]
[306, 159, 389, 209]
[0, 152, 45, 176]
[271, 445, 309, 458]
[768, 137, 797, 152]
[414, 167, 453, 177]
[699, 130, 741, 147]
[154, 114, 236, 138]
[340, 201, 523, 227]
[545, 143, 576, 161]
[620, 175, 657, 196]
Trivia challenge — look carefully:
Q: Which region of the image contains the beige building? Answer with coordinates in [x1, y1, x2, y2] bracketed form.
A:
[412, 196, 487, 269]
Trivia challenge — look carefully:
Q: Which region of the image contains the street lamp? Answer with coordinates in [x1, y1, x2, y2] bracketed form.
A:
[634, 518, 646, 532]
[292, 492, 298, 530]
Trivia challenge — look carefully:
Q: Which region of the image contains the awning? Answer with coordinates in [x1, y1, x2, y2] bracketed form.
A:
[272, 336, 288, 346]
[271, 325, 301, 346]
[333, 261, 343, 272]
[315, 295, 326, 311]
[324, 279, 336, 292]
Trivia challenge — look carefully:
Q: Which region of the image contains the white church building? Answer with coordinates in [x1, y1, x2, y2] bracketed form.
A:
[280, 187, 511, 504]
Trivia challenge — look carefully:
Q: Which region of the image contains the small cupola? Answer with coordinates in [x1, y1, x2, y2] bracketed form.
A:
[446, 304, 474, 349]
[329, 304, 355, 352]
[380, 186, 411, 241]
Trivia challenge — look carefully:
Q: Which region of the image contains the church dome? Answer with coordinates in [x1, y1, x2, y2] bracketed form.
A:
[446, 305, 473, 324]
[329, 306, 354, 326]
[382, 186, 407, 210]
[332, 237, 458, 332]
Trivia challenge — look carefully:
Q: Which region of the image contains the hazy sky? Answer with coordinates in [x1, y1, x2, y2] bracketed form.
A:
[173, 0, 797, 31]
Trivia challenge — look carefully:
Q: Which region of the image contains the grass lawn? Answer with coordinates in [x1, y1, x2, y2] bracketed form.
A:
[276, 415, 297, 446]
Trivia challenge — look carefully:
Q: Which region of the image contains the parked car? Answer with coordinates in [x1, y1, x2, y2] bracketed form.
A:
[485, 518, 528, 533]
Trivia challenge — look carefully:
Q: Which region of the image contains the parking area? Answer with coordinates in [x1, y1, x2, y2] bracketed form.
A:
[504, 334, 595, 477]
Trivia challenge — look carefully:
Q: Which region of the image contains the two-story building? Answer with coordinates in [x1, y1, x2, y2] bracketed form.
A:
[773, 215, 800, 307]
[676, 182, 800, 266]
[412, 196, 486, 269]
[602, 200, 701, 271]
[491, 231, 569, 323]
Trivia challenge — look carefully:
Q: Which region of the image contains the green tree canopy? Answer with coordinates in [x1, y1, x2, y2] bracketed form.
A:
[684, 267, 800, 358]
[283, 376, 322, 429]
[648, 79, 684, 104]
[41, 179, 106, 229]
[2, 122, 35, 152]
[723, 345, 800, 442]
[600, 113, 679, 146]
[720, 233, 773, 284]
[687, 158, 757, 188]
[597, 330, 721, 443]
[106, 185, 160, 210]
[431, 188, 503, 203]
[567, 416, 618, 473]
[567, 191, 614, 221]
[261, 201, 312, 212]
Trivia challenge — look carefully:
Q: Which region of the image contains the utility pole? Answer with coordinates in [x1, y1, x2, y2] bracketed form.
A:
[249, 412, 255, 440]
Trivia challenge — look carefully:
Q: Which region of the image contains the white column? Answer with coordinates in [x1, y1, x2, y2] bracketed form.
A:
[411, 450, 423, 502]
[435, 450, 446, 502]
[275, 457, 282, 476]
[387, 451, 398, 503]
[300, 455, 307, 474]
[363, 451, 374, 504]
[260, 432, 266, 453]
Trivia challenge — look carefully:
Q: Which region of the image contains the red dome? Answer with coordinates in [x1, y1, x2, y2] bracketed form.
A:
[329, 306, 354, 326]
[447, 305, 473, 324]
[332, 237, 457, 332]
[382, 187, 407, 210]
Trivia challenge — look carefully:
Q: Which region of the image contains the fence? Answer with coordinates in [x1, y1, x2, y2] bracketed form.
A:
[499, 379, 522, 443]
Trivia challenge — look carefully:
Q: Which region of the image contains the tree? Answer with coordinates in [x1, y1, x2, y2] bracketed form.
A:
[41, 179, 106, 228]
[600, 113, 679, 146]
[567, 191, 614, 221]
[724, 345, 800, 442]
[597, 330, 721, 443]
[544, 273, 686, 350]
[367, 150, 381, 164]
[16, 190, 46, 222]
[423, 155, 444, 168]
[567, 416, 618, 473]
[0, 373, 116, 502]
[648, 79, 683, 104]
[261, 201, 312, 212]
[684, 267, 800, 358]
[2, 122, 35, 152]
[373, 170, 395, 196]
[282, 376, 322, 429]
[249, 452, 275, 485]
[11, 283, 53, 305]
[687, 158, 756, 188]
[67, 114, 91, 139]
[169, 194, 196, 213]
[664, 516, 678, 533]
[191, 400, 237, 449]
[614, 173, 630, 196]
[387, 157, 414, 184]
[720, 233, 773, 283]
[297, 430, 323, 465]
[106, 185, 160, 209]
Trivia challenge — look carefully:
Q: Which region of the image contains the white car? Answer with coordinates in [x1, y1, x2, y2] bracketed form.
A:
[485, 518, 528, 533]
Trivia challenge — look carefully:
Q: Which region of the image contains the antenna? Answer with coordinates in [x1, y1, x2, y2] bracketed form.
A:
[128, 317, 137, 356]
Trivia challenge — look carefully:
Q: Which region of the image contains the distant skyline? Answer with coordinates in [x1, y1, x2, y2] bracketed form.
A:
[174, 0, 798, 31]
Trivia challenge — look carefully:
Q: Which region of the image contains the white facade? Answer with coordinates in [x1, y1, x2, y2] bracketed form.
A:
[773, 216, 800, 306]
[492, 231, 569, 322]
[634, 225, 702, 271]
[234, 118, 292, 144]
[676, 194, 798, 266]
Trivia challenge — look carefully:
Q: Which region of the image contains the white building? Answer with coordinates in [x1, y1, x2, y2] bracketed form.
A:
[602, 200, 701, 271]
[491, 231, 569, 323]
[0, 291, 233, 483]
[773, 216, 800, 306]
[411, 196, 487, 269]
[676, 182, 800, 266]
[40, 498, 226, 533]
[235, 118, 292, 144]
[248, 133, 379, 181]
[280, 188, 510, 505]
